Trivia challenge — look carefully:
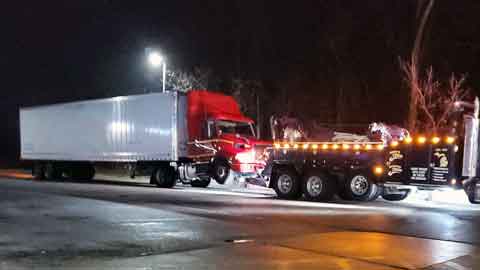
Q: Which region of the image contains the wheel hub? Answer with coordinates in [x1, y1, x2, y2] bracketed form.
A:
[217, 166, 227, 178]
[306, 176, 323, 196]
[277, 174, 293, 193]
[350, 175, 369, 196]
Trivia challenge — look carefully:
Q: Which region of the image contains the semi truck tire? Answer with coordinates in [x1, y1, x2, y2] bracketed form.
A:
[44, 163, 61, 180]
[33, 163, 45, 180]
[151, 166, 176, 188]
[302, 170, 336, 202]
[191, 177, 211, 188]
[211, 159, 230, 184]
[272, 166, 302, 200]
[343, 171, 379, 201]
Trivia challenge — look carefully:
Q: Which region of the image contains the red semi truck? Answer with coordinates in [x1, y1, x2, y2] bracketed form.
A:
[20, 90, 268, 187]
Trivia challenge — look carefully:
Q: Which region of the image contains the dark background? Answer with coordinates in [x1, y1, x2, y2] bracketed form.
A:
[2, 1, 480, 164]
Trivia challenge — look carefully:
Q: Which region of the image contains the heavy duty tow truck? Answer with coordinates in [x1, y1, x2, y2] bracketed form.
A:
[267, 98, 480, 204]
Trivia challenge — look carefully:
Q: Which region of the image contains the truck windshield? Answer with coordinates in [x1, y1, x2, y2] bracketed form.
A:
[216, 120, 255, 137]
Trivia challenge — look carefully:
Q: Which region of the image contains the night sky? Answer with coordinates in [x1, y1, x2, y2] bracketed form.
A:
[2, 1, 480, 163]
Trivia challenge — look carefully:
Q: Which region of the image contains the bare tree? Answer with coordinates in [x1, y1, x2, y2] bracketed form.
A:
[231, 78, 264, 137]
[407, 0, 435, 131]
[168, 67, 216, 92]
[401, 60, 470, 133]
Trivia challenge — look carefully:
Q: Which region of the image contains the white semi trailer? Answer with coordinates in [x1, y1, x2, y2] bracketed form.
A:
[19, 91, 265, 188]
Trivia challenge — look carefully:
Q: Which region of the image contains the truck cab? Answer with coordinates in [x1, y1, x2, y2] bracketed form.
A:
[185, 90, 268, 185]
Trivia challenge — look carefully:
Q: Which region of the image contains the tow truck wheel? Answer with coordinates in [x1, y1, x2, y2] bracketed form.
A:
[151, 166, 176, 188]
[343, 171, 378, 201]
[302, 170, 336, 202]
[212, 159, 230, 184]
[191, 177, 211, 188]
[272, 166, 302, 200]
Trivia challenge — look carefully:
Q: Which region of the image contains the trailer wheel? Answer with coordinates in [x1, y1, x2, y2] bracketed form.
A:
[151, 166, 176, 188]
[32, 163, 45, 180]
[302, 170, 336, 202]
[191, 177, 211, 188]
[44, 163, 61, 180]
[272, 166, 301, 200]
[211, 159, 230, 184]
[343, 171, 378, 201]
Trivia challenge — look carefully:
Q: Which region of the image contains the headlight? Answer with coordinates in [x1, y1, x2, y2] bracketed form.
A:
[235, 150, 256, 164]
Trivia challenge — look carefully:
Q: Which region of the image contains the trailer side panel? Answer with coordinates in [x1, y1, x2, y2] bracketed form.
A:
[20, 92, 186, 162]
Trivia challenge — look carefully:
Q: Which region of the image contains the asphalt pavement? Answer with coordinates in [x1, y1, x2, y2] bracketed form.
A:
[1, 173, 480, 270]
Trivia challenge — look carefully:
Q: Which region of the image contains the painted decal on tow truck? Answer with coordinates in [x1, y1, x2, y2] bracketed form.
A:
[431, 147, 449, 182]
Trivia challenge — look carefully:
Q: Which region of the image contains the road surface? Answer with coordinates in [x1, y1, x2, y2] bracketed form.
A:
[1, 174, 480, 270]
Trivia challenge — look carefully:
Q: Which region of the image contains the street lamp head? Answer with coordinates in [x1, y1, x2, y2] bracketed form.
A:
[148, 51, 163, 67]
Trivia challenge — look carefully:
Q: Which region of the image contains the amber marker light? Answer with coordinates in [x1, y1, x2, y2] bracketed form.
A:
[404, 137, 413, 144]
[322, 144, 329, 150]
[312, 144, 318, 150]
[365, 144, 372, 150]
[431, 137, 440, 144]
[332, 144, 339, 150]
[274, 143, 281, 149]
[445, 136, 455, 144]
[373, 165, 384, 175]
[353, 144, 361, 150]
[417, 136, 427, 144]
[390, 141, 399, 147]
[376, 144, 385, 150]
[302, 144, 309, 150]
[283, 143, 290, 149]
[342, 144, 350, 150]
[293, 144, 299, 149]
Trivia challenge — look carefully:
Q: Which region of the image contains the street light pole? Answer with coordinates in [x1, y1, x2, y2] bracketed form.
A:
[146, 48, 166, 93]
[162, 61, 166, 93]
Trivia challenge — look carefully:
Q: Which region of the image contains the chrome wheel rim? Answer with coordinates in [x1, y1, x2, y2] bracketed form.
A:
[277, 174, 293, 194]
[350, 175, 369, 196]
[306, 176, 323, 197]
[217, 166, 227, 178]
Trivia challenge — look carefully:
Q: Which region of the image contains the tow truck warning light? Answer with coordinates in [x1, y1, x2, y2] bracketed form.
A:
[274, 142, 385, 151]
[274, 136, 456, 151]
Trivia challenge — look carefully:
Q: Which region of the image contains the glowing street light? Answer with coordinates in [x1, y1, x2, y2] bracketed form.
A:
[148, 52, 163, 67]
[146, 49, 166, 92]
